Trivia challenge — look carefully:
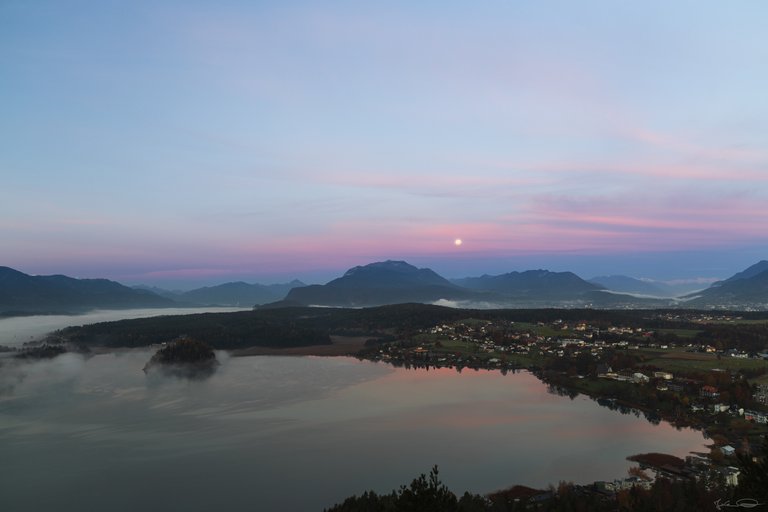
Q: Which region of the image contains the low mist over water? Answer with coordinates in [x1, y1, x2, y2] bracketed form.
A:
[0, 307, 250, 348]
[1, 353, 705, 511]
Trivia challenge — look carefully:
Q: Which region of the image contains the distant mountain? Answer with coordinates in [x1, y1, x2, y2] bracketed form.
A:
[453, 270, 602, 300]
[588, 275, 667, 296]
[0, 266, 174, 313]
[133, 285, 184, 300]
[285, 261, 478, 307]
[179, 280, 305, 306]
[716, 260, 768, 285]
[685, 261, 768, 305]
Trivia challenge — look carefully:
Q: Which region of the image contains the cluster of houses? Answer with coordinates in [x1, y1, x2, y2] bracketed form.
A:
[427, 318, 764, 361]
[595, 363, 768, 426]
[392, 319, 768, 426]
[594, 476, 652, 493]
[744, 409, 768, 424]
[595, 364, 663, 384]
[592, 453, 742, 496]
[755, 384, 768, 405]
[426, 320, 644, 360]
[366, 317, 768, 494]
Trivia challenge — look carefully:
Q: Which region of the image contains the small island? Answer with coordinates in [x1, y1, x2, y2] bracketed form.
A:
[143, 337, 219, 379]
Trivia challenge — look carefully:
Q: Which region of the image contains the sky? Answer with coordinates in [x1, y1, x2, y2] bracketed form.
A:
[2, 1, 767, 288]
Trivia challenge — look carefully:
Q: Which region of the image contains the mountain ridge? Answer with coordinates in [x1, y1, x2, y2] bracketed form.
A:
[179, 280, 306, 306]
[286, 260, 475, 307]
[684, 264, 768, 306]
[0, 266, 174, 313]
[715, 260, 768, 286]
[5, 258, 768, 312]
[452, 269, 602, 299]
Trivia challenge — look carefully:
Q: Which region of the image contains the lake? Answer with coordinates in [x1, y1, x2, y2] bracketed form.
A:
[1, 351, 706, 511]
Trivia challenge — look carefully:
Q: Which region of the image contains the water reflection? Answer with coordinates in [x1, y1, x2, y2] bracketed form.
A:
[0, 354, 706, 512]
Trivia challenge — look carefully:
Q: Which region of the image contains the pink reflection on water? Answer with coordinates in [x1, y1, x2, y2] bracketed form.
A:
[357, 364, 705, 465]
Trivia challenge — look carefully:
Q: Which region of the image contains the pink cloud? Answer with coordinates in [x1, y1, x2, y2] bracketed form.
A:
[618, 125, 768, 165]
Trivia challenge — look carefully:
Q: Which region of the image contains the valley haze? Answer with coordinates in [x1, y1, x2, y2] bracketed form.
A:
[2, 259, 768, 314]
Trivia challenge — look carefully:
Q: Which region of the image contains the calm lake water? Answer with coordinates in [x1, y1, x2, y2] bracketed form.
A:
[1, 351, 706, 511]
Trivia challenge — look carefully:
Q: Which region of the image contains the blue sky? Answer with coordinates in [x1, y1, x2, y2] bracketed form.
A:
[2, 1, 767, 287]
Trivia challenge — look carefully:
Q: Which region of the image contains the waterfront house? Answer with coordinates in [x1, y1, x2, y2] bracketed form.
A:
[744, 410, 768, 424]
[667, 381, 686, 393]
[755, 384, 768, 405]
[596, 363, 612, 378]
[721, 467, 740, 486]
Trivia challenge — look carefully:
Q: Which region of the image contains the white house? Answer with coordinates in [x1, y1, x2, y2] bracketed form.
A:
[632, 372, 650, 384]
[722, 467, 740, 486]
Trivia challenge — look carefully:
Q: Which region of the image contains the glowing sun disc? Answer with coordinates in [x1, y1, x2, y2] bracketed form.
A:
[454, 238, 463, 246]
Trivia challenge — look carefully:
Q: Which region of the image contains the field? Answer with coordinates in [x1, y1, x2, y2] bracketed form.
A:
[655, 328, 702, 338]
[631, 347, 768, 381]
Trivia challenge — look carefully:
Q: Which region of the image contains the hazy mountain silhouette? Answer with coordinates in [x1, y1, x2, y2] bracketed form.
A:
[715, 260, 768, 285]
[179, 280, 305, 306]
[9, 259, 767, 312]
[0, 266, 174, 313]
[283, 261, 651, 308]
[685, 260, 768, 305]
[453, 270, 602, 299]
[285, 260, 478, 306]
[133, 285, 185, 300]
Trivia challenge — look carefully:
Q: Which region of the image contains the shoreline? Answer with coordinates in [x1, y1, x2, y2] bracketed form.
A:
[80, 335, 370, 358]
[228, 335, 370, 357]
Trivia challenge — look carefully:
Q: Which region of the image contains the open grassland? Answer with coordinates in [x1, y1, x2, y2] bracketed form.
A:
[655, 328, 702, 338]
[703, 319, 768, 325]
[630, 347, 768, 378]
[429, 339, 479, 356]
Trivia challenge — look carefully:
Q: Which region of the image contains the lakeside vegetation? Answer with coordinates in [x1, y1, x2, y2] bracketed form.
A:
[142, 337, 219, 378]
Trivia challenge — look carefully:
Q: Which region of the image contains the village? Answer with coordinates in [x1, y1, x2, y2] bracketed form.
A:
[358, 314, 768, 495]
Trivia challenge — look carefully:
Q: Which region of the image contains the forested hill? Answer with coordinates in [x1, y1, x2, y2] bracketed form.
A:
[53, 304, 468, 349]
[0, 266, 174, 314]
[51, 303, 768, 352]
[55, 310, 331, 350]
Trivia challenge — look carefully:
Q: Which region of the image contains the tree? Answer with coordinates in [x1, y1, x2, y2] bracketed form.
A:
[735, 435, 768, 504]
[324, 466, 488, 512]
[396, 466, 458, 512]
